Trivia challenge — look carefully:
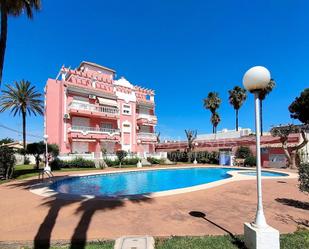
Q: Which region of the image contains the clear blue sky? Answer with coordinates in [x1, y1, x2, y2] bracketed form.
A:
[1, 0, 308, 142]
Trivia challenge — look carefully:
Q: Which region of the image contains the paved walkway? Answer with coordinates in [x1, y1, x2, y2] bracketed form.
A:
[0, 167, 308, 246]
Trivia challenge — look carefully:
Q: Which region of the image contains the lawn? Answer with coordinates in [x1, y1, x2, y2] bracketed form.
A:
[22, 229, 309, 249]
[1, 163, 150, 183]
[3, 164, 102, 182]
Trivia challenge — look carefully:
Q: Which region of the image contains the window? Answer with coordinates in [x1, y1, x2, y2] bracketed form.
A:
[122, 104, 131, 115]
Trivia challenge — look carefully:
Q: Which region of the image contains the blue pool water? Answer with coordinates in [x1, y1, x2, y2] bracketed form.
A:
[50, 168, 287, 197]
[239, 171, 288, 177]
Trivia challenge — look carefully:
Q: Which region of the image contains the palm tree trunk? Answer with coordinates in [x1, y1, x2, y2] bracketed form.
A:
[236, 109, 239, 131]
[212, 125, 215, 134]
[0, 4, 8, 86]
[260, 100, 263, 136]
[22, 111, 26, 149]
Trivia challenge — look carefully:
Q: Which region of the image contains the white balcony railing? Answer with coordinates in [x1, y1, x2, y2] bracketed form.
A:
[137, 132, 157, 140]
[70, 125, 120, 135]
[137, 113, 157, 121]
[69, 101, 119, 115]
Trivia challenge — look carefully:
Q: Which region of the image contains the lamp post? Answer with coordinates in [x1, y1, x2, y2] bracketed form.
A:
[193, 142, 198, 164]
[242, 66, 279, 249]
[43, 134, 49, 168]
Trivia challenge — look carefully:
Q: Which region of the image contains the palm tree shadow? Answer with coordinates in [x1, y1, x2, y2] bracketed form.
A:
[69, 195, 153, 249]
[275, 198, 309, 210]
[34, 194, 83, 249]
[32, 191, 153, 249]
[189, 211, 247, 249]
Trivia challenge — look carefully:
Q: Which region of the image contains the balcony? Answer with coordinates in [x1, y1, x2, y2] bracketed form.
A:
[137, 113, 157, 125]
[137, 132, 157, 143]
[68, 101, 119, 119]
[68, 125, 120, 141]
[70, 125, 120, 135]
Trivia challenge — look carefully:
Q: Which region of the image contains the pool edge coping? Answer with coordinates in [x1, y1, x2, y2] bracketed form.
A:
[29, 165, 297, 200]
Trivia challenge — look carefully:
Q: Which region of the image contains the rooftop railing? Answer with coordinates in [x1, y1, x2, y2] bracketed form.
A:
[69, 101, 119, 115]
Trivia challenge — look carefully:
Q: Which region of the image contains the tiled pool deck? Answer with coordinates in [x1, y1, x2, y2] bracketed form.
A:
[0, 165, 308, 245]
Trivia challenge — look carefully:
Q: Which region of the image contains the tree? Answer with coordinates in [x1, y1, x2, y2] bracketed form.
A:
[0, 80, 44, 149]
[185, 129, 197, 162]
[270, 124, 308, 169]
[26, 142, 44, 169]
[0, 145, 15, 179]
[26, 142, 59, 169]
[289, 88, 309, 125]
[228, 86, 247, 131]
[298, 163, 309, 193]
[235, 146, 253, 159]
[211, 112, 221, 134]
[0, 137, 13, 144]
[156, 132, 161, 143]
[185, 130, 197, 153]
[0, 0, 41, 85]
[116, 150, 127, 167]
[258, 79, 276, 136]
[203, 92, 221, 133]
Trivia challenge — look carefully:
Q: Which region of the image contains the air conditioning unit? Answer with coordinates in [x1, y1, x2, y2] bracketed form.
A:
[64, 113, 70, 119]
[89, 94, 96, 100]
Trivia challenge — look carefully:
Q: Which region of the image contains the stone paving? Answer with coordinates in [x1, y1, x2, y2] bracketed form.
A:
[0, 167, 308, 246]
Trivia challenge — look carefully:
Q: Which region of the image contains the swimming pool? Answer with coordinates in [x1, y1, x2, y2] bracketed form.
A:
[50, 167, 288, 198]
[239, 171, 288, 177]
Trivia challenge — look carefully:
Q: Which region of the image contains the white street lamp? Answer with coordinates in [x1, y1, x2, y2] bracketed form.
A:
[193, 142, 198, 164]
[242, 66, 279, 249]
[43, 134, 49, 168]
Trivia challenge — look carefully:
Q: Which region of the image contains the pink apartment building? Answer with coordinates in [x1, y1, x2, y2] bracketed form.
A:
[45, 61, 158, 157]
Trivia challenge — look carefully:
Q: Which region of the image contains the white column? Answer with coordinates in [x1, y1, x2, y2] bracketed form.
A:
[253, 92, 267, 228]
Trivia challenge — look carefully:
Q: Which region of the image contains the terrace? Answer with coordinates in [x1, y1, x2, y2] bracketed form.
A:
[68, 101, 119, 118]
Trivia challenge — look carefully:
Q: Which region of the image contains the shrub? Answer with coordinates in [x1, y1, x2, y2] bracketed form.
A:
[244, 156, 256, 167]
[298, 163, 309, 193]
[58, 157, 95, 168]
[50, 158, 61, 170]
[104, 159, 120, 167]
[167, 151, 219, 164]
[116, 150, 128, 167]
[0, 146, 16, 179]
[122, 157, 139, 165]
[147, 157, 166, 165]
[235, 146, 253, 159]
[167, 151, 188, 162]
[24, 156, 30, 165]
[104, 157, 140, 167]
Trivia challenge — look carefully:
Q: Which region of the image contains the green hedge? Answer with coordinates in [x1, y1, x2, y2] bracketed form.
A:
[167, 151, 219, 164]
[50, 157, 95, 170]
[147, 157, 165, 164]
[104, 157, 140, 167]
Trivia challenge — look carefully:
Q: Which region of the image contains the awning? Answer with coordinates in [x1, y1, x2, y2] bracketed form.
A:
[97, 97, 118, 107]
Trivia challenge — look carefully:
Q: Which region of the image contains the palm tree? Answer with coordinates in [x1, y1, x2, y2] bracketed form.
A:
[185, 129, 197, 163]
[0, 80, 43, 149]
[258, 79, 276, 136]
[203, 92, 221, 133]
[211, 112, 221, 134]
[0, 0, 41, 85]
[185, 129, 197, 153]
[228, 86, 247, 131]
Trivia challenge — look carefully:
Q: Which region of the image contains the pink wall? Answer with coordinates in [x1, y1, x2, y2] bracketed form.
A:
[45, 63, 157, 155]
